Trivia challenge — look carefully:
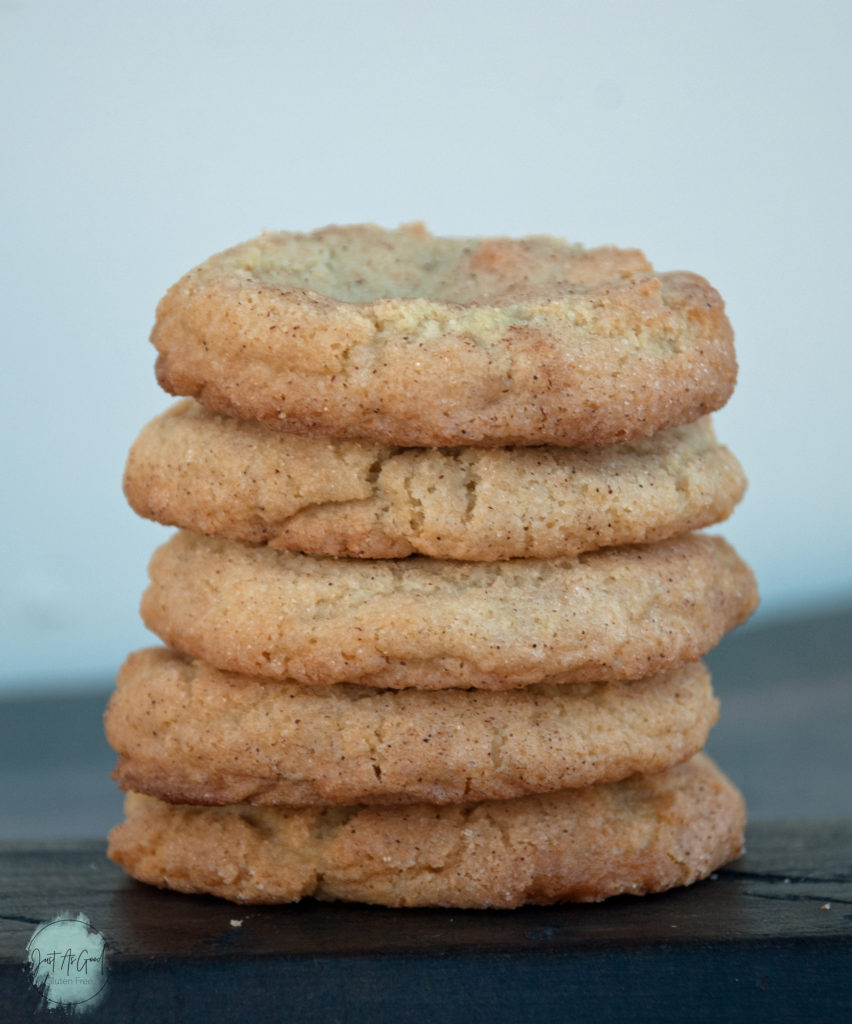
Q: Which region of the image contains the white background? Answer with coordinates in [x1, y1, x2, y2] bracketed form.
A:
[2, 0, 850, 693]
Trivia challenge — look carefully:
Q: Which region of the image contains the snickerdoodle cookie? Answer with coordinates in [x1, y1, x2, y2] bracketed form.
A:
[141, 531, 758, 689]
[125, 400, 746, 560]
[151, 224, 736, 447]
[107, 753, 745, 907]
[106, 648, 718, 806]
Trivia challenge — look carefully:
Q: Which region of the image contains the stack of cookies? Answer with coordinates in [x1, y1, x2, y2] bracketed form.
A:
[106, 224, 758, 908]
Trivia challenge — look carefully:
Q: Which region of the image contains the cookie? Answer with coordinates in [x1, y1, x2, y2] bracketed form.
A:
[124, 400, 746, 561]
[141, 531, 758, 689]
[106, 648, 718, 806]
[107, 753, 744, 907]
[151, 224, 736, 447]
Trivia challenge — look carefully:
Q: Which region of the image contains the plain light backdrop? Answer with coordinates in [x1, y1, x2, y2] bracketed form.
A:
[2, 0, 850, 693]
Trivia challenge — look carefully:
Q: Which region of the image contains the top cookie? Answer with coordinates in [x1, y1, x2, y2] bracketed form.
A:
[152, 223, 736, 447]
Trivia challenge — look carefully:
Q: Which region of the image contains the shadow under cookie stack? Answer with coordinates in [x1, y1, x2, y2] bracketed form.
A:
[106, 224, 758, 908]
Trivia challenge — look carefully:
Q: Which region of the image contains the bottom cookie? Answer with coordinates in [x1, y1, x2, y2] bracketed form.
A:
[107, 754, 744, 908]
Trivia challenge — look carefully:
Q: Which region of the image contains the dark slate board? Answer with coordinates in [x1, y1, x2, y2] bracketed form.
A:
[1, 821, 850, 1023]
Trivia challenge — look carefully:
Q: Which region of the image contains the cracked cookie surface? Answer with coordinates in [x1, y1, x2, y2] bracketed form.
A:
[141, 531, 758, 689]
[106, 648, 718, 806]
[125, 400, 746, 560]
[107, 753, 745, 907]
[151, 223, 737, 447]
